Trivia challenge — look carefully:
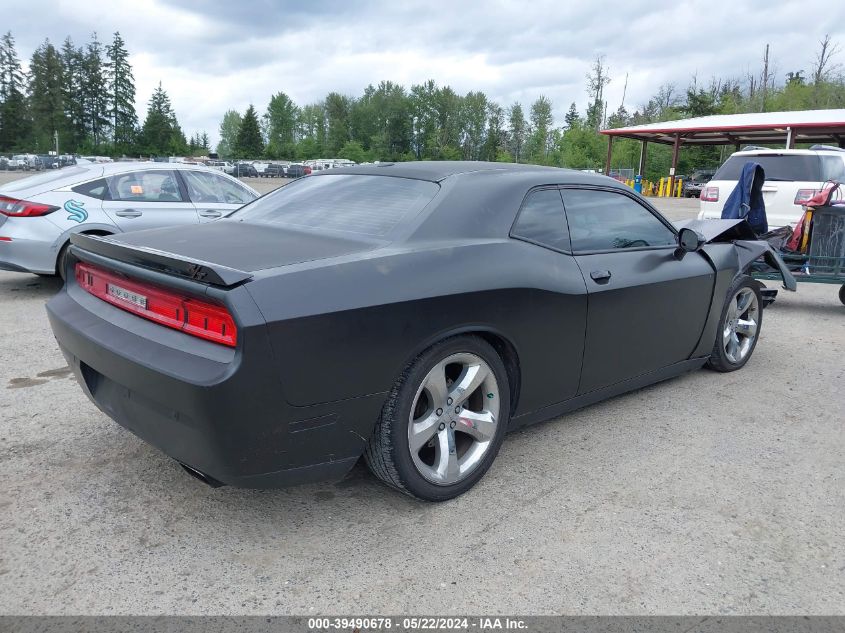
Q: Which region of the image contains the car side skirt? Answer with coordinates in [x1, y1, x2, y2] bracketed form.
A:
[508, 357, 708, 430]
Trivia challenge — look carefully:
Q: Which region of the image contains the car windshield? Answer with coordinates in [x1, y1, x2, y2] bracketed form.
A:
[713, 154, 821, 181]
[230, 174, 440, 238]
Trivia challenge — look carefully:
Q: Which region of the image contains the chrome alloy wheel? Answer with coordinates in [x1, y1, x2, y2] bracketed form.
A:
[407, 352, 501, 486]
[723, 287, 760, 364]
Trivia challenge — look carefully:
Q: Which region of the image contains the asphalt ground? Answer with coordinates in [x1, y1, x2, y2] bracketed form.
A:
[0, 169, 843, 615]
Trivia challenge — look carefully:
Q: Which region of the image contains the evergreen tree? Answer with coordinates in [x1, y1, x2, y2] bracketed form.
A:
[564, 102, 580, 128]
[81, 33, 110, 147]
[60, 37, 85, 152]
[199, 131, 210, 151]
[28, 39, 66, 152]
[139, 82, 180, 155]
[0, 31, 30, 151]
[105, 31, 137, 153]
[235, 104, 264, 158]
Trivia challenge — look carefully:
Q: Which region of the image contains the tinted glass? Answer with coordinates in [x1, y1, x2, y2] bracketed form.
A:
[72, 178, 110, 200]
[562, 189, 676, 251]
[713, 154, 821, 181]
[107, 170, 184, 202]
[820, 156, 845, 182]
[182, 170, 256, 205]
[231, 174, 439, 237]
[511, 188, 570, 251]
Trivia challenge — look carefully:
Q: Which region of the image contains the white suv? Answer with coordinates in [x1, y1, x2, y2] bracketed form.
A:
[698, 147, 845, 228]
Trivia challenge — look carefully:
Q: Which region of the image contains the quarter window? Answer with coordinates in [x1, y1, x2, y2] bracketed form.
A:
[106, 170, 184, 203]
[72, 178, 110, 200]
[511, 189, 570, 251]
[561, 189, 676, 252]
[182, 170, 256, 205]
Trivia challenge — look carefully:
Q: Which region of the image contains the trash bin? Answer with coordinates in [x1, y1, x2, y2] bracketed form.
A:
[808, 205, 845, 277]
[634, 174, 643, 193]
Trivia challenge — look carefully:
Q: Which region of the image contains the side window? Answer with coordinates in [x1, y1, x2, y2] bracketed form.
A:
[821, 156, 845, 182]
[182, 170, 256, 205]
[72, 178, 111, 200]
[106, 170, 184, 203]
[561, 189, 676, 252]
[511, 188, 570, 252]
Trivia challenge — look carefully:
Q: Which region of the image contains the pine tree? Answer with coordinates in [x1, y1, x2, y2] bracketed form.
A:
[564, 102, 580, 128]
[0, 31, 31, 151]
[29, 39, 66, 153]
[199, 131, 210, 151]
[105, 32, 137, 154]
[81, 32, 111, 148]
[139, 82, 181, 156]
[234, 104, 264, 158]
[60, 37, 85, 152]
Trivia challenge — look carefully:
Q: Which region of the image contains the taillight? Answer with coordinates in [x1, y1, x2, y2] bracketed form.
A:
[701, 187, 719, 202]
[0, 195, 59, 217]
[304, 166, 312, 175]
[794, 189, 820, 205]
[75, 262, 237, 347]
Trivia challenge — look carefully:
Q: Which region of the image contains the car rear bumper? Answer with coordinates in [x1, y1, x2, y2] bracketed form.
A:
[46, 284, 382, 488]
[0, 233, 59, 274]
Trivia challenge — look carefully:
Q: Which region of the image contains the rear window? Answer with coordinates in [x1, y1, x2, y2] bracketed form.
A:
[713, 154, 821, 182]
[230, 174, 440, 237]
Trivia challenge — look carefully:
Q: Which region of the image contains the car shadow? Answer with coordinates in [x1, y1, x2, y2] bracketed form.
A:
[0, 272, 63, 298]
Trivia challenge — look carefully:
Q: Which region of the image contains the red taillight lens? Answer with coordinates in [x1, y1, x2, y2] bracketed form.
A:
[0, 195, 59, 217]
[75, 262, 237, 347]
[304, 166, 312, 175]
[794, 189, 820, 205]
[701, 186, 719, 202]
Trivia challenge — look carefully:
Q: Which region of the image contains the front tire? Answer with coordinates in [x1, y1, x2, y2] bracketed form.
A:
[364, 336, 511, 501]
[707, 275, 763, 372]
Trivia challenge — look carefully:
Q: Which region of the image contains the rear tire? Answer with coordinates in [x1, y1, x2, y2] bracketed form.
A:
[707, 275, 763, 372]
[56, 242, 70, 281]
[839, 284, 845, 306]
[364, 336, 511, 501]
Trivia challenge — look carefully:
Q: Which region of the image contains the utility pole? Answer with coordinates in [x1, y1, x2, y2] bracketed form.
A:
[53, 130, 59, 157]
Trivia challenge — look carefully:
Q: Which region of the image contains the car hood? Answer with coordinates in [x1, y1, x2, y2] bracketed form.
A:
[102, 220, 381, 274]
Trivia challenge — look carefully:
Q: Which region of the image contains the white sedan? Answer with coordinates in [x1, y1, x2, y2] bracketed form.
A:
[0, 162, 259, 278]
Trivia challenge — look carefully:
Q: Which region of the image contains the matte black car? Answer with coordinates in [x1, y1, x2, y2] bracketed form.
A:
[46, 162, 795, 501]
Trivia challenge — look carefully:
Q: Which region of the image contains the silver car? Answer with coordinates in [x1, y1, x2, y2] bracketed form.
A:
[0, 162, 259, 278]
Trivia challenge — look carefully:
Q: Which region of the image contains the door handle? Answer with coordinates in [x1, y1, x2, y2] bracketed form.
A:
[115, 209, 142, 218]
[590, 270, 612, 283]
[199, 210, 223, 218]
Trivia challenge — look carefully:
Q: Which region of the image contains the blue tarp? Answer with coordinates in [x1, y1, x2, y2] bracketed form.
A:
[721, 162, 768, 234]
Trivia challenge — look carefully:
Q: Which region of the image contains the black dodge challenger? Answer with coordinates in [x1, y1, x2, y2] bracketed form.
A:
[46, 162, 796, 501]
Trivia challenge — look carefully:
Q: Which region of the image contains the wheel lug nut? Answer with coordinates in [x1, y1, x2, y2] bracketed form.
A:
[455, 406, 461, 414]
[450, 421, 456, 429]
[436, 408, 443, 416]
[447, 397, 453, 405]
[438, 422, 446, 431]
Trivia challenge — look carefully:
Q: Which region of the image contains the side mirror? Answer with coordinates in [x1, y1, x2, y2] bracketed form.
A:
[675, 227, 705, 260]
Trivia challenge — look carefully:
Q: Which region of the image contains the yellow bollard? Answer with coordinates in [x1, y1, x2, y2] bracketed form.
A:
[658, 178, 665, 197]
[676, 179, 683, 197]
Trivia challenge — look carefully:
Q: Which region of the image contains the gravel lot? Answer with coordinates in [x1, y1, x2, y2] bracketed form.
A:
[0, 169, 843, 615]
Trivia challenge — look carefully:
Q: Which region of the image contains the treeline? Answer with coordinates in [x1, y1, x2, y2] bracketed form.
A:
[2, 28, 844, 180]
[0, 30, 209, 156]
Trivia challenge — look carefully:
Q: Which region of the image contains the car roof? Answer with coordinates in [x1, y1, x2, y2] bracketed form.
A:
[316, 160, 615, 184]
[731, 148, 845, 157]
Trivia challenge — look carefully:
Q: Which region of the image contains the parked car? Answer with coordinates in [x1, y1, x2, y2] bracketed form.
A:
[261, 163, 286, 178]
[233, 162, 258, 178]
[0, 162, 259, 279]
[45, 161, 794, 500]
[285, 163, 311, 178]
[38, 155, 61, 170]
[682, 169, 716, 198]
[699, 147, 845, 227]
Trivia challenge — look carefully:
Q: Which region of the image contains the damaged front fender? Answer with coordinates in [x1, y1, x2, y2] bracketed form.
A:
[676, 218, 797, 291]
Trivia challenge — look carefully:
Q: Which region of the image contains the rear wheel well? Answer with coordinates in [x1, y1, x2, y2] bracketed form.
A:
[56, 230, 113, 276]
[474, 332, 521, 416]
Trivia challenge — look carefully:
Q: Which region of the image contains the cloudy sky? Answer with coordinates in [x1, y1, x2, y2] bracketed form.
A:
[5, 0, 845, 146]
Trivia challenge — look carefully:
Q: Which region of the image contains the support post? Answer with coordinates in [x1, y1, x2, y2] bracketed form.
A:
[786, 127, 795, 149]
[604, 136, 613, 176]
[638, 140, 648, 177]
[669, 134, 681, 195]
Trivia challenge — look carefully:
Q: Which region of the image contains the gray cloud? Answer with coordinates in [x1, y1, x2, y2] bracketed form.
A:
[4, 0, 845, 146]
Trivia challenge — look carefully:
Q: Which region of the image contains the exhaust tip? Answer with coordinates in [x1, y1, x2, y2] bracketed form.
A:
[179, 462, 225, 488]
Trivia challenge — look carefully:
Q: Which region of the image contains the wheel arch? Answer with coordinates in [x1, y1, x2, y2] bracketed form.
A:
[399, 325, 522, 417]
[54, 227, 116, 275]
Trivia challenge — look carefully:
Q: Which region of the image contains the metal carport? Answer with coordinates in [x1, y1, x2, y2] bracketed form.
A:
[601, 108, 845, 194]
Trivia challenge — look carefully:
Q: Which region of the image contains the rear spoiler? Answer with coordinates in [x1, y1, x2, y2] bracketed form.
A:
[69, 233, 253, 287]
